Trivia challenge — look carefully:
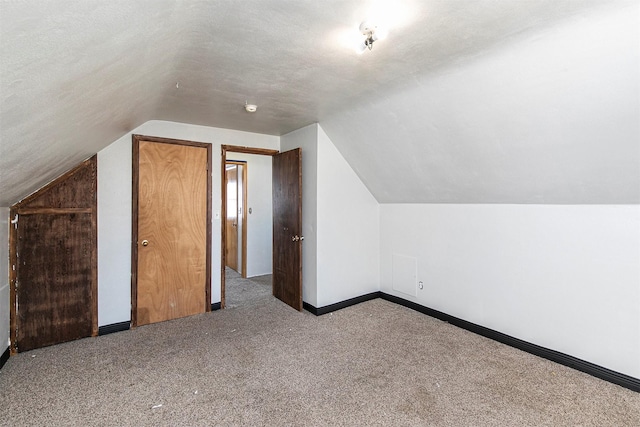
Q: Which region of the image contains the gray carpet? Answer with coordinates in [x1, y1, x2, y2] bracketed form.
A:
[224, 267, 273, 308]
[1, 296, 638, 426]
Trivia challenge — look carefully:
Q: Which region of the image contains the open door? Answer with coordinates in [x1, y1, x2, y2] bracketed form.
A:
[272, 148, 303, 311]
[219, 145, 300, 311]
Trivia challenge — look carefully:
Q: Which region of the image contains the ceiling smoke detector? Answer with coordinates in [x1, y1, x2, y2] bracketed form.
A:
[245, 102, 257, 113]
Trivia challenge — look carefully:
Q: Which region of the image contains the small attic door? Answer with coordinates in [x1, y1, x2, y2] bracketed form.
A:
[10, 156, 98, 353]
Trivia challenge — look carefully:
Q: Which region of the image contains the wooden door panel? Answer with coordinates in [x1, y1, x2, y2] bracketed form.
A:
[225, 165, 238, 271]
[16, 213, 94, 351]
[10, 156, 97, 353]
[17, 163, 97, 209]
[136, 140, 209, 326]
[272, 148, 302, 311]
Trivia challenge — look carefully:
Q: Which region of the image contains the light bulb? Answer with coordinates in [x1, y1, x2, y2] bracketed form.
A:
[355, 41, 368, 54]
[373, 26, 388, 41]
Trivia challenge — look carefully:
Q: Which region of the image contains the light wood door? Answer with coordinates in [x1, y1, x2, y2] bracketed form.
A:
[225, 165, 239, 271]
[134, 137, 211, 326]
[272, 148, 302, 311]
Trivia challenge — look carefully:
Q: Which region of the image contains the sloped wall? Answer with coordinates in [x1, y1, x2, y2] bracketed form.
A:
[316, 126, 379, 306]
[380, 204, 640, 378]
[281, 124, 381, 308]
[321, 3, 639, 204]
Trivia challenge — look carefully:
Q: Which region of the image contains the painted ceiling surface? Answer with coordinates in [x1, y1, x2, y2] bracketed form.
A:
[1, 0, 637, 205]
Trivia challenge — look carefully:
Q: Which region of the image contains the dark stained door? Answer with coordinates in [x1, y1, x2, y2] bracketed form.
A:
[272, 148, 302, 311]
[15, 214, 94, 351]
[11, 156, 97, 353]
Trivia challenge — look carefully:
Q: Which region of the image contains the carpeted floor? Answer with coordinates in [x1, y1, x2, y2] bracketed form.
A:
[1, 289, 638, 426]
[224, 267, 273, 308]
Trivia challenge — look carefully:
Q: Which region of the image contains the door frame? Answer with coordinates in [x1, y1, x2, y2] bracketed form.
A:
[131, 135, 213, 327]
[220, 145, 278, 308]
[224, 160, 248, 278]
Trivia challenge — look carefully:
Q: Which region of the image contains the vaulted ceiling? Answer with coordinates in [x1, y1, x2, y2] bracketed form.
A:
[1, 0, 638, 206]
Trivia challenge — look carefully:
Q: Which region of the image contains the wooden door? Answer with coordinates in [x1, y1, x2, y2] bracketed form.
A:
[10, 156, 97, 353]
[133, 136, 212, 326]
[225, 165, 239, 271]
[272, 148, 303, 311]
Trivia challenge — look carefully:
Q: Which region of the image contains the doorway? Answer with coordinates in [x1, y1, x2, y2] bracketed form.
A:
[220, 145, 303, 311]
[131, 135, 212, 327]
[224, 161, 247, 278]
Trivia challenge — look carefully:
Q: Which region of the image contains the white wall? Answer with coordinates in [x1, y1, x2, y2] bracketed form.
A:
[281, 124, 381, 308]
[316, 126, 380, 306]
[97, 120, 278, 326]
[97, 137, 133, 326]
[380, 204, 640, 378]
[0, 207, 9, 354]
[226, 152, 273, 277]
[281, 124, 318, 307]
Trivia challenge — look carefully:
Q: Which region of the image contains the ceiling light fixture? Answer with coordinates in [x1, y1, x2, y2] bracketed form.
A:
[245, 102, 257, 113]
[356, 21, 388, 54]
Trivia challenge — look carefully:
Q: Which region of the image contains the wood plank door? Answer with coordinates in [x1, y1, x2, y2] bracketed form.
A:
[225, 164, 239, 271]
[133, 136, 212, 326]
[272, 148, 302, 311]
[10, 156, 97, 353]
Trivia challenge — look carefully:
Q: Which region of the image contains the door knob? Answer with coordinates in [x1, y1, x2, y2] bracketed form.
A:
[292, 235, 304, 242]
[141, 240, 149, 246]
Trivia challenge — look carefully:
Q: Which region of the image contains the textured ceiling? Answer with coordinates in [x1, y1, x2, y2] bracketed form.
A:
[1, 0, 637, 206]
